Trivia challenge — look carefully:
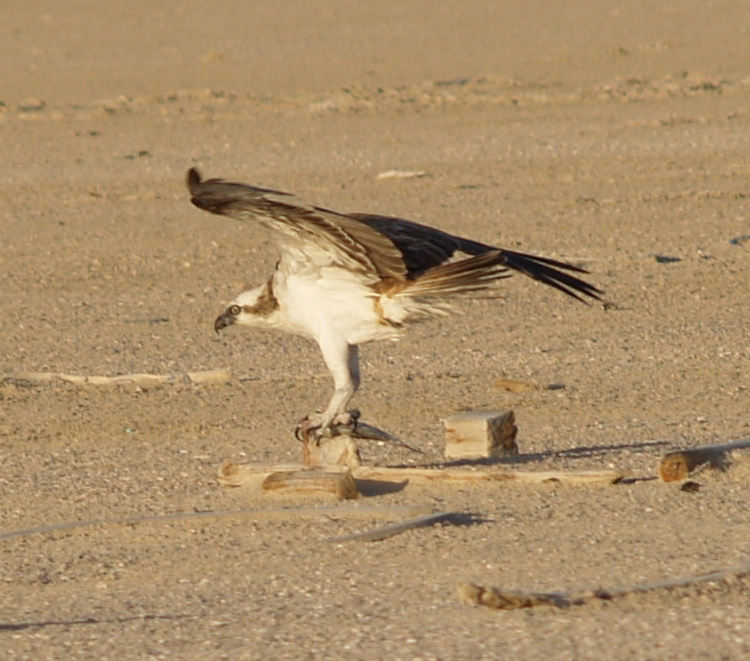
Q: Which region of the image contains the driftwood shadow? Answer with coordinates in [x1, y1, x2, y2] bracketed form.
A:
[439, 439, 673, 469]
[354, 478, 409, 497]
[326, 510, 491, 543]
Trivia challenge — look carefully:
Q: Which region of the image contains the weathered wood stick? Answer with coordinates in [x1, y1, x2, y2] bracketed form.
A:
[0, 503, 435, 541]
[219, 461, 363, 497]
[186, 369, 231, 385]
[659, 438, 750, 482]
[353, 466, 624, 486]
[9, 369, 230, 387]
[458, 557, 750, 610]
[458, 583, 570, 609]
[218, 461, 624, 488]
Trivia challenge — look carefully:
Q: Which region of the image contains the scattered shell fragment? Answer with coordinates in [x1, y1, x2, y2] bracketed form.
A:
[376, 169, 429, 180]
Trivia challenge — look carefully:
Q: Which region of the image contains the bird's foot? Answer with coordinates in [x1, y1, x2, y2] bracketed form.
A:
[295, 410, 360, 445]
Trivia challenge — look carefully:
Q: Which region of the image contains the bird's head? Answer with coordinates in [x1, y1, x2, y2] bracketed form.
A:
[214, 283, 279, 333]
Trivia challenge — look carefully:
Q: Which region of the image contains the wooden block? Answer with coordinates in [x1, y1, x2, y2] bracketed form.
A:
[443, 410, 518, 460]
[303, 434, 362, 469]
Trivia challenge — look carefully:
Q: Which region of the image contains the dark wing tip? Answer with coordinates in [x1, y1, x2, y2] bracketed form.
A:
[186, 169, 297, 216]
[500, 250, 603, 304]
[186, 167, 226, 214]
[187, 167, 202, 192]
[187, 167, 211, 212]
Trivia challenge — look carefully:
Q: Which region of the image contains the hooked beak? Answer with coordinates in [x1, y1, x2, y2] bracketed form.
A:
[214, 310, 236, 334]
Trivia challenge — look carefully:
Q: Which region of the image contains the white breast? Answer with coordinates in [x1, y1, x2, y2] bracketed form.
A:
[277, 267, 401, 345]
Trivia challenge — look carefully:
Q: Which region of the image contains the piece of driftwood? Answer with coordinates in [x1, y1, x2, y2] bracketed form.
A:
[659, 438, 750, 482]
[10, 369, 230, 387]
[458, 557, 750, 610]
[219, 461, 369, 499]
[326, 511, 459, 543]
[376, 169, 429, 179]
[186, 369, 231, 385]
[262, 469, 360, 500]
[443, 410, 518, 459]
[219, 461, 323, 489]
[0, 612, 197, 632]
[218, 461, 624, 490]
[354, 466, 624, 485]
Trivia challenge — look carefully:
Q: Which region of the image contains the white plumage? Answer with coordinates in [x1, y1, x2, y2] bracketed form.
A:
[188, 168, 601, 437]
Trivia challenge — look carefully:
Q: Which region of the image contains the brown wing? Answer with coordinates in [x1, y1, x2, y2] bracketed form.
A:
[188, 169, 601, 303]
[187, 169, 407, 279]
[348, 213, 602, 302]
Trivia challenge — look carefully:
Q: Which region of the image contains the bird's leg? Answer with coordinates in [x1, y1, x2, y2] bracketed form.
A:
[296, 336, 361, 442]
[344, 344, 361, 424]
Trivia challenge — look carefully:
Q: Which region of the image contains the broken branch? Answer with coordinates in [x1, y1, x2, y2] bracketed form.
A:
[659, 438, 750, 482]
[459, 557, 750, 610]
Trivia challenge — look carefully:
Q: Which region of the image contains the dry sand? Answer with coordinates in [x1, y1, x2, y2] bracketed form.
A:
[1, 1, 749, 659]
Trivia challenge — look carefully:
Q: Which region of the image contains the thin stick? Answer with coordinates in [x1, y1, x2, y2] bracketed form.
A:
[219, 462, 625, 489]
[458, 558, 750, 610]
[0, 504, 434, 542]
[7, 369, 230, 387]
[354, 466, 624, 486]
[0, 612, 196, 632]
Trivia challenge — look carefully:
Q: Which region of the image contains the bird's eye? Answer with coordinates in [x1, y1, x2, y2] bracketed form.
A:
[229, 305, 241, 316]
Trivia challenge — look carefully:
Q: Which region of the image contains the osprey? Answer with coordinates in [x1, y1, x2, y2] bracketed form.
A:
[187, 168, 601, 439]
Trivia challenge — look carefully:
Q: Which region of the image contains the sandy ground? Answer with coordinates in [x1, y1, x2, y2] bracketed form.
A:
[2, 1, 750, 659]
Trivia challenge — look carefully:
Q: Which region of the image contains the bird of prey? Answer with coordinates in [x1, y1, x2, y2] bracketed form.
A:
[187, 168, 601, 440]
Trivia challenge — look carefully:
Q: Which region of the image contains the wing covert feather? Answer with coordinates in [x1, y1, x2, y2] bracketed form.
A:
[187, 168, 406, 279]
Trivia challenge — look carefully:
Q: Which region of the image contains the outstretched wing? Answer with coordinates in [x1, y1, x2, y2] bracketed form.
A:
[348, 213, 602, 302]
[187, 169, 407, 279]
[188, 169, 601, 303]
